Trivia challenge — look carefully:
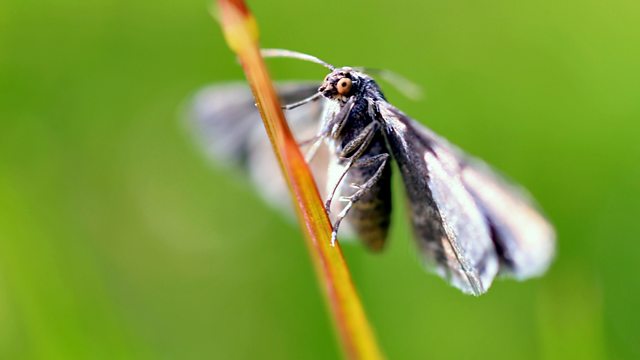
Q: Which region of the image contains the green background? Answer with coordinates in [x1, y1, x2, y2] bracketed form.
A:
[1, 0, 639, 359]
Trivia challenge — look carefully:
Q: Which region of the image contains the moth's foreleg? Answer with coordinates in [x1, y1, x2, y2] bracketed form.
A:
[330, 152, 390, 246]
[322, 97, 356, 139]
[300, 98, 356, 163]
[324, 122, 378, 212]
[299, 135, 324, 163]
[281, 92, 323, 110]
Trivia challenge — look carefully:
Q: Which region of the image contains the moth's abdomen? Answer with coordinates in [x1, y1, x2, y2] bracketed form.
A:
[339, 135, 393, 251]
[346, 163, 392, 251]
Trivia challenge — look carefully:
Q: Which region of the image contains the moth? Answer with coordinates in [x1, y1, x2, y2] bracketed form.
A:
[189, 49, 555, 295]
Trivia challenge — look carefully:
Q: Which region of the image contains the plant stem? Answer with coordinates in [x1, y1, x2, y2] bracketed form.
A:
[216, 1, 384, 359]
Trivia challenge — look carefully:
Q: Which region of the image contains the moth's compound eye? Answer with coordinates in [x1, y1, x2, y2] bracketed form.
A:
[337, 77, 352, 95]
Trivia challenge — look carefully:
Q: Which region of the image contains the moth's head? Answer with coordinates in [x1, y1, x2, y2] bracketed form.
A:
[318, 67, 365, 103]
[260, 48, 421, 103]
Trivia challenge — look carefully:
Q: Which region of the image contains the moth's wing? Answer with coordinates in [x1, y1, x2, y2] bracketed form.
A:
[459, 158, 555, 279]
[388, 112, 556, 279]
[190, 81, 319, 164]
[188, 81, 333, 212]
[379, 103, 498, 295]
[379, 102, 554, 294]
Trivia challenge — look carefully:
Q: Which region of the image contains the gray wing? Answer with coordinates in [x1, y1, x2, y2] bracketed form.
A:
[188, 82, 332, 212]
[379, 102, 554, 295]
[394, 112, 556, 280]
[459, 159, 555, 279]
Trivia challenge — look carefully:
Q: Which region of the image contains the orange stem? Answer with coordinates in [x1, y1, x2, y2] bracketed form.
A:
[216, 1, 384, 359]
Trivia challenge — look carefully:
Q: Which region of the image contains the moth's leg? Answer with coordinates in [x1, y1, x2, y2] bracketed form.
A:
[303, 97, 356, 163]
[330, 153, 390, 246]
[298, 136, 319, 147]
[301, 135, 324, 163]
[322, 97, 356, 139]
[324, 121, 378, 212]
[281, 92, 322, 110]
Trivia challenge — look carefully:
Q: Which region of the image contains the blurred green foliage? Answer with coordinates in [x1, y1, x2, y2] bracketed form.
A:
[1, 0, 639, 359]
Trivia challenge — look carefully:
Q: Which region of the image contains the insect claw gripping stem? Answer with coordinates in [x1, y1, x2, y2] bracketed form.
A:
[330, 230, 338, 247]
[331, 200, 354, 247]
[324, 199, 332, 213]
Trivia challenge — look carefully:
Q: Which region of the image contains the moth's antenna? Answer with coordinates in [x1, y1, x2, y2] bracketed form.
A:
[261, 49, 336, 71]
[356, 67, 423, 101]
